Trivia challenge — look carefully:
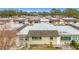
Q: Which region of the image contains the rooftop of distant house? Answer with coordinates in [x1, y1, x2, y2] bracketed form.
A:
[17, 23, 79, 36]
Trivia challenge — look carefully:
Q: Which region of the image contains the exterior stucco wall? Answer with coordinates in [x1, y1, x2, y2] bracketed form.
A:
[16, 35, 25, 47]
[61, 40, 71, 45]
[28, 37, 59, 45]
[29, 37, 50, 44]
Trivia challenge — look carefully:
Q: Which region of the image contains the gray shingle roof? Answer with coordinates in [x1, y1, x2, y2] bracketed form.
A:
[28, 30, 59, 37]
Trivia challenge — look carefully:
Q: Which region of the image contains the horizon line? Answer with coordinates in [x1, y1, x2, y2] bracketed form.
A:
[0, 8, 79, 12]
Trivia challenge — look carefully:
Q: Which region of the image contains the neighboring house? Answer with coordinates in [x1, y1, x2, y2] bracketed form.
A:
[62, 17, 76, 24]
[53, 15, 62, 18]
[49, 17, 60, 24]
[0, 18, 12, 25]
[54, 25, 79, 46]
[12, 16, 41, 25]
[69, 23, 79, 30]
[4, 21, 24, 30]
[45, 16, 52, 19]
[17, 23, 79, 48]
[28, 18, 40, 24]
[49, 17, 77, 25]
[14, 17, 27, 24]
[40, 17, 49, 23]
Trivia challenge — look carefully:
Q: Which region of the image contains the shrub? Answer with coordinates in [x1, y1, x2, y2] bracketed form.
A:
[71, 40, 79, 50]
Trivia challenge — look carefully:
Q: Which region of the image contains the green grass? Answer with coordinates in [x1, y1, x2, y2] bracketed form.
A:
[16, 46, 62, 50]
[28, 47, 62, 50]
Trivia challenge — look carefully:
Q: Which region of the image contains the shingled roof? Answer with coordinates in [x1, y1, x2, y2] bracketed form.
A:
[28, 30, 59, 37]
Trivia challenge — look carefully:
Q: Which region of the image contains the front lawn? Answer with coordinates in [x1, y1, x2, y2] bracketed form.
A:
[28, 46, 62, 50]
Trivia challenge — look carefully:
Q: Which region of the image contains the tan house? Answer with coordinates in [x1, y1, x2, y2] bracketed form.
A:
[14, 17, 27, 24]
[28, 18, 40, 24]
[0, 18, 12, 25]
[62, 17, 76, 24]
[28, 30, 59, 47]
[40, 17, 49, 23]
[49, 18, 60, 24]
[27, 16, 41, 25]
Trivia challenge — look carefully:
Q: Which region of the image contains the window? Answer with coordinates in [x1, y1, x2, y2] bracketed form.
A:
[25, 38, 28, 41]
[30, 21, 32, 23]
[32, 36, 41, 40]
[49, 21, 52, 23]
[71, 36, 78, 40]
[35, 21, 38, 23]
[19, 21, 22, 23]
[61, 36, 71, 40]
[50, 37, 53, 40]
[77, 36, 79, 40]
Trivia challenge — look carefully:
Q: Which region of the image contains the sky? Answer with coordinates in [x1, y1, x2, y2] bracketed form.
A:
[0, 8, 79, 12]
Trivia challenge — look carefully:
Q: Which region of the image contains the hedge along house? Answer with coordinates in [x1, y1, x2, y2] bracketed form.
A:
[17, 23, 79, 48]
[28, 17, 40, 24]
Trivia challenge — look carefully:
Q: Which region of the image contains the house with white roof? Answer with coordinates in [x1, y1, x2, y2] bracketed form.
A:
[49, 17, 61, 25]
[40, 17, 49, 23]
[69, 23, 79, 30]
[62, 17, 77, 24]
[49, 17, 77, 25]
[17, 23, 79, 48]
[14, 17, 27, 24]
[27, 16, 40, 24]
[0, 17, 13, 25]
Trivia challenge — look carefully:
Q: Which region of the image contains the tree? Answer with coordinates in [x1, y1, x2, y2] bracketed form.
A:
[63, 8, 79, 17]
[0, 10, 30, 17]
[0, 10, 17, 17]
[50, 8, 62, 16]
[38, 12, 50, 16]
[0, 25, 16, 50]
[16, 10, 28, 16]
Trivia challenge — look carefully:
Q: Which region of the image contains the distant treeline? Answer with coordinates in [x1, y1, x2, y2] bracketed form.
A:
[0, 8, 79, 19]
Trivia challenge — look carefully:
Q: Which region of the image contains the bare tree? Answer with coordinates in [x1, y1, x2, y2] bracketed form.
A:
[0, 25, 16, 50]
